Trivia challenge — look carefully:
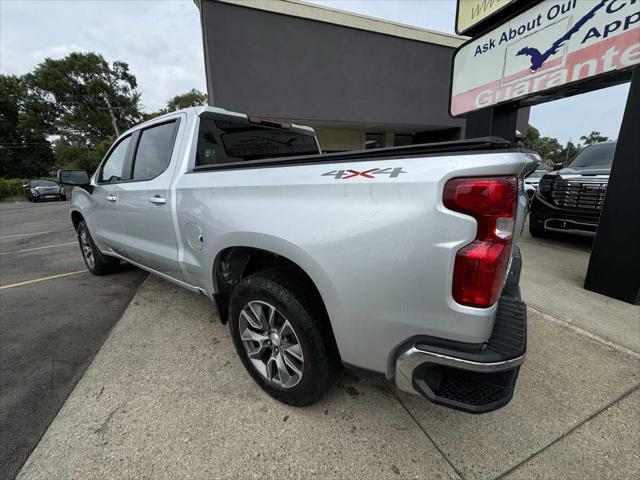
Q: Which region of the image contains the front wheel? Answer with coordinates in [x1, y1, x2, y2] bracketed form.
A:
[229, 268, 340, 406]
[529, 221, 550, 238]
[76, 220, 119, 275]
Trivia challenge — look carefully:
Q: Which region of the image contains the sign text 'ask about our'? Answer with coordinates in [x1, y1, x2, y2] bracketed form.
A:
[451, 0, 640, 116]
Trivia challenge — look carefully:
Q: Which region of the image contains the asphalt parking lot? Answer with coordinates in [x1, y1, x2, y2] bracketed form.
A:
[0, 200, 147, 479]
[12, 220, 640, 479]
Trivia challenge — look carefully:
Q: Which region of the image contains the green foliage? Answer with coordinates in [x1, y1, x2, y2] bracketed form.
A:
[518, 125, 610, 167]
[517, 125, 563, 164]
[0, 75, 55, 178]
[144, 89, 208, 120]
[54, 136, 115, 174]
[166, 88, 208, 111]
[580, 131, 610, 145]
[0, 178, 28, 200]
[559, 140, 582, 164]
[26, 52, 143, 173]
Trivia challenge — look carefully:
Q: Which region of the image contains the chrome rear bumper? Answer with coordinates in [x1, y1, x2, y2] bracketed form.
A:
[394, 246, 527, 413]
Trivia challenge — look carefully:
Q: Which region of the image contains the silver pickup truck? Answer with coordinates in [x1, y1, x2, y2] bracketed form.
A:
[59, 106, 537, 413]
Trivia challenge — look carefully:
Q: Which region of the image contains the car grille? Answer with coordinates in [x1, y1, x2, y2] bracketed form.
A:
[550, 180, 607, 211]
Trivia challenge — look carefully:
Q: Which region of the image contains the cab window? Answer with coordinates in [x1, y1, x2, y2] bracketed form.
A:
[99, 136, 131, 183]
[132, 121, 179, 181]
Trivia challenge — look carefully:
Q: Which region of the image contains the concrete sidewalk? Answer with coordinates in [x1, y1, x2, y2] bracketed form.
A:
[18, 272, 639, 480]
[518, 229, 639, 355]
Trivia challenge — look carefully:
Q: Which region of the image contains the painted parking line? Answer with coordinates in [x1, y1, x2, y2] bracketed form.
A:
[0, 230, 59, 239]
[0, 241, 77, 256]
[13, 219, 66, 227]
[0, 270, 87, 290]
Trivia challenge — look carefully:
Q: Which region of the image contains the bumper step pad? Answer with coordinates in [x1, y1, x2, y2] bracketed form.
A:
[413, 365, 521, 413]
[411, 253, 527, 413]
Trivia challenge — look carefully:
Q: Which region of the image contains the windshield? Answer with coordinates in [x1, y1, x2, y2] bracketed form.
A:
[31, 180, 58, 187]
[569, 143, 616, 168]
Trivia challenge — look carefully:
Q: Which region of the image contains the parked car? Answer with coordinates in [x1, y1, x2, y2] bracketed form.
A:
[523, 169, 547, 199]
[24, 179, 66, 202]
[529, 142, 614, 237]
[59, 107, 537, 413]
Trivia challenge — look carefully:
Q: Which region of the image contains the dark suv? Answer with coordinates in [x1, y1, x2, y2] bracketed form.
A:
[24, 179, 66, 202]
[529, 142, 615, 237]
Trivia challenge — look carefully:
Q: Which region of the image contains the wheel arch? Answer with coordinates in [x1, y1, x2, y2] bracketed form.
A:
[70, 210, 84, 230]
[210, 235, 342, 361]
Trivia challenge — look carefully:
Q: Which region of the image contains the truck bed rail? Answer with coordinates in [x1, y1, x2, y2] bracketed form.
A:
[191, 137, 513, 172]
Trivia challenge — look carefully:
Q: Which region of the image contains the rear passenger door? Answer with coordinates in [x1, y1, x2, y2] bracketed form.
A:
[116, 118, 183, 280]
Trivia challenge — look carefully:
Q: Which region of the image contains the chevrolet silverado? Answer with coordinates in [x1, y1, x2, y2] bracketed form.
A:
[59, 106, 537, 413]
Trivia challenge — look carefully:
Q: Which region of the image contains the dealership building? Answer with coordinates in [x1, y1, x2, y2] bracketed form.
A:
[195, 0, 528, 151]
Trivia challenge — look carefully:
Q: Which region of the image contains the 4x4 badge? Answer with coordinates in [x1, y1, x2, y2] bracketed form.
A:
[322, 167, 407, 180]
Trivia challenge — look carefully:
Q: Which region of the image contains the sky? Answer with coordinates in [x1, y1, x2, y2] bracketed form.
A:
[0, 0, 631, 144]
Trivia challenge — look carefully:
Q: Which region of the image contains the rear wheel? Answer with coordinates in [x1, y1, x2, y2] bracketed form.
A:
[229, 268, 340, 406]
[77, 220, 119, 275]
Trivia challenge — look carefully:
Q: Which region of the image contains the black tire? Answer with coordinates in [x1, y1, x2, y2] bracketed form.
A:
[229, 268, 341, 407]
[76, 220, 119, 275]
[529, 221, 549, 238]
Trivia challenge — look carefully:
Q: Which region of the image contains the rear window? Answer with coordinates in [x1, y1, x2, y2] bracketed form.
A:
[569, 143, 616, 168]
[196, 118, 319, 166]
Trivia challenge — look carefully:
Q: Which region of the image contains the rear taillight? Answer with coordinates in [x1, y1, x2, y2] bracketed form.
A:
[443, 176, 518, 308]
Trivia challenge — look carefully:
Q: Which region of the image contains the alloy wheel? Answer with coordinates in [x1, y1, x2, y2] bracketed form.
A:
[79, 229, 95, 270]
[238, 300, 304, 388]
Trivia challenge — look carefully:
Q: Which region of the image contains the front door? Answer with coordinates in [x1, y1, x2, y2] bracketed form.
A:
[90, 135, 132, 254]
[116, 118, 183, 280]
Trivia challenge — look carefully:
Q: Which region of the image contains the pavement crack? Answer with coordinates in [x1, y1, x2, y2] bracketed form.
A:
[494, 383, 640, 480]
[93, 405, 120, 436]
[386, 381, 467, 480]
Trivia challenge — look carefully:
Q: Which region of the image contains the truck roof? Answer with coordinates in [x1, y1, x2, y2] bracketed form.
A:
[122, 106, 317, 140]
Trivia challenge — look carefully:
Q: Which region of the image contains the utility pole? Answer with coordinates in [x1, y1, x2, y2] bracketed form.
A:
[103, 96, 121, 137]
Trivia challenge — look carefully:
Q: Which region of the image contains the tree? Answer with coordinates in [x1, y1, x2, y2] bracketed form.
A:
[559, 139, 582, 164]
[144, 89, 208, 120]
[26, 52, 143, 172]
[0, 75, 55, 178]
[166, 89, 207, 111]
[580, 131, 610, 145]
[517, 125, 563, 164]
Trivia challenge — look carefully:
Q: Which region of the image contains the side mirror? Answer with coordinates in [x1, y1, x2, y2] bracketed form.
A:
[58, 169, 90, 186]
[22, 183, 29, 188]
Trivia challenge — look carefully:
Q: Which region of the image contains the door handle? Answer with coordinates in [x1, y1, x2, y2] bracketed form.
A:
[106, 195, 117, 202]
[148, 195, 166, 205]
